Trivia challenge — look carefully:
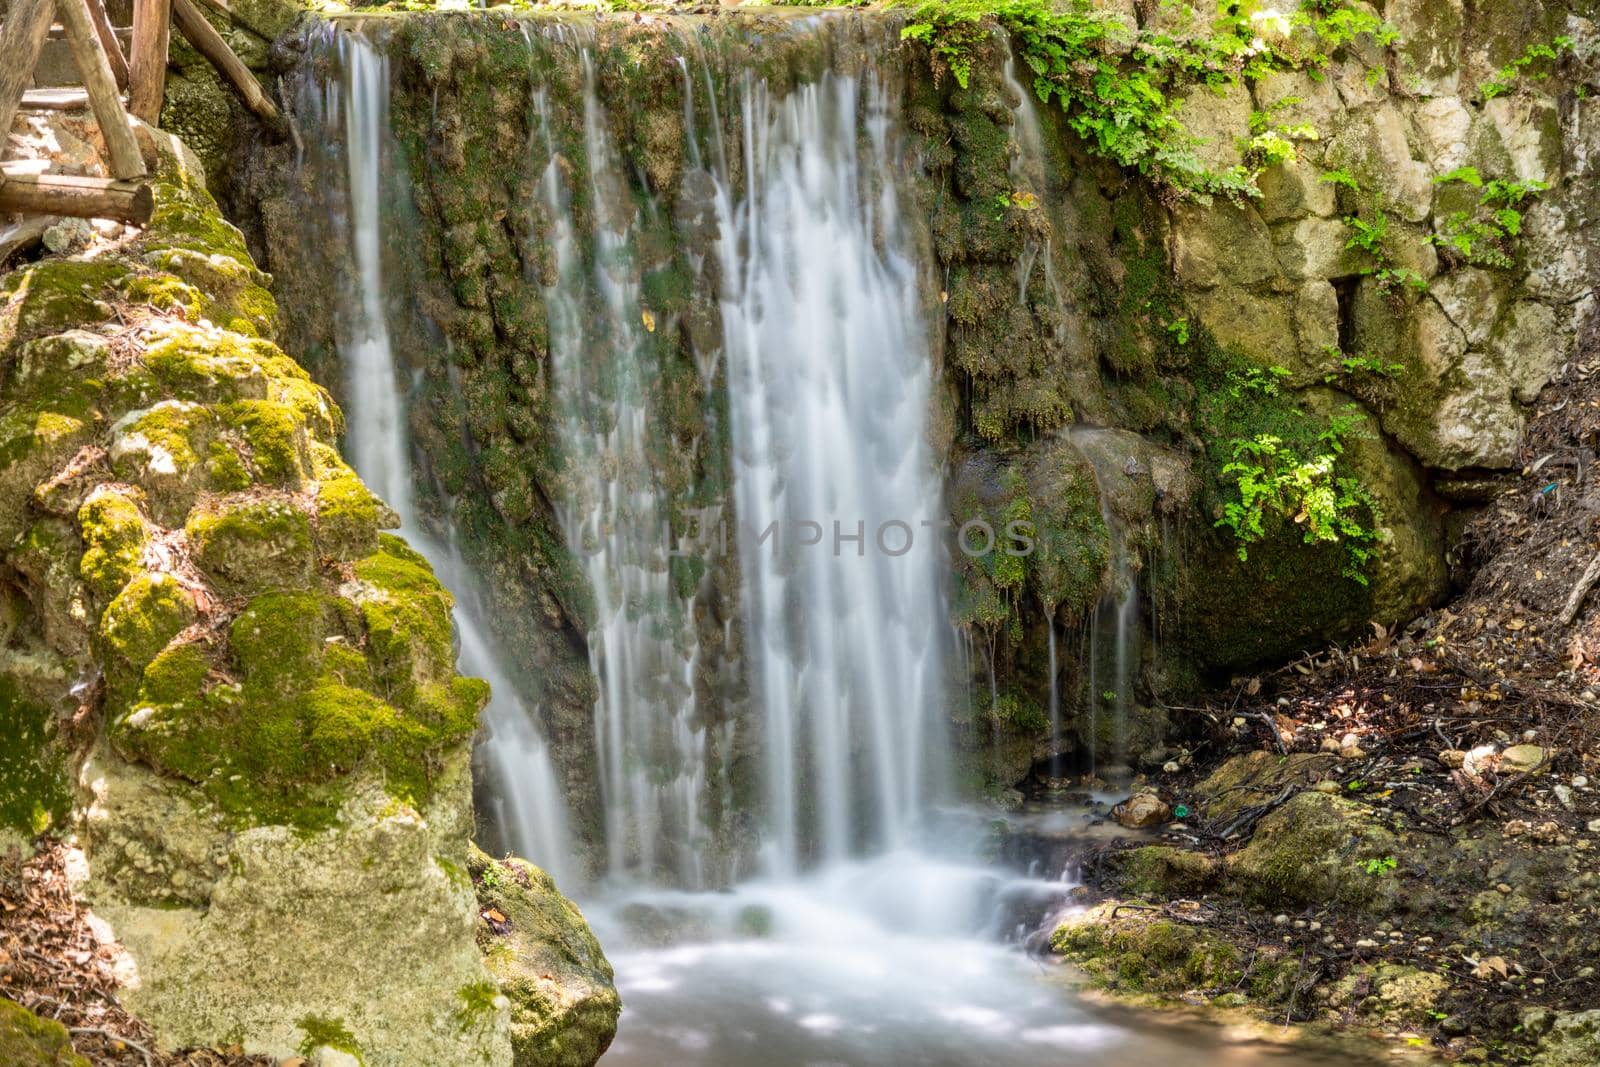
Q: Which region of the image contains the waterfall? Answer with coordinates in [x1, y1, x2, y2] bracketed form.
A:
[527, 40, 711, 887]
[713, 70, 949, 873]
[325, 33, 573, 882]
[1074, 428, 1141, 773]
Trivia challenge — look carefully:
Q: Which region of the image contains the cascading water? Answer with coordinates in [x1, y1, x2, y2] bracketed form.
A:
[527, 38, 713, 887]
[318, 31, 573, 883]
[713, 69, 949, 873]
[292, 17, 1364, 1065]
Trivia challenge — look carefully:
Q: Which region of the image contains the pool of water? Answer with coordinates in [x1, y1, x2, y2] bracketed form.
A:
[586, 811, 1378, 1067]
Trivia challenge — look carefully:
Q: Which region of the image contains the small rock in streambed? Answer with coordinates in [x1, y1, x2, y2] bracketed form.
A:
[1112, 791, 1171, 828]
[1439, 749, 1467, 768]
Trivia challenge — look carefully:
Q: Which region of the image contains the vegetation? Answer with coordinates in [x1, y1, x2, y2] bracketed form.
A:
[1428, 167, 1548, 270]
[1480, 36, 1574, 100]
[896, 0, 1396, 200]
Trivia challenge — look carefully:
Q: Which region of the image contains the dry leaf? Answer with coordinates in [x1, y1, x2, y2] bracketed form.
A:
[483, 908, 507, 923]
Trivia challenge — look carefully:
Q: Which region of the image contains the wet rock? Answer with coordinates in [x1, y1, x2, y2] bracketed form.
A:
[1112, 791, 1171, 829]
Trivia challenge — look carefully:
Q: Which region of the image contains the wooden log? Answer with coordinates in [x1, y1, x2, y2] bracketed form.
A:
[171, 0, 282, 134]
[127, 0, 169, 125]
[20, 87, 90, 110]
[0, 0, 59, 150]
[0, 167, 153, 224]
[83, 0, 130, 91]
[56, 0, 147, 180]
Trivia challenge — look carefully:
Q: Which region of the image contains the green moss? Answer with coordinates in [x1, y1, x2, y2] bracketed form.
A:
[315, 468, 385, 561]
[1051, 911, 1244, 993]
[77, 489, 148, 601]
[297, 1015, 363, 1062]
[206, 440, 251, 491]
[228, 592, 326, 691]
[98, 572, 197, 681]
[186, 496, 315, 596]
[0, 258, 129, 346]
[353, 535, 458, 691]
[115, 272, 206, 320]
[0, 681, 72, 838]
[111, 400, 213, 481]
[219, 399, 306, 485]
[1228, 791, 1400, 910]
[1114, 846, 1219, 898]
[454, 980, 503, 1033]
[0, 997, 91, 1067]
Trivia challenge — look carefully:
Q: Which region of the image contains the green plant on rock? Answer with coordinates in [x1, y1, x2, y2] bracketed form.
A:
[1428, 167, 1548, 270]
[1216, 405, 1381, 584]
[1480, 36, 1574, 101]
[1342, 209, 1426, 296]
[896, 0, 1277, 200]
[1242, 98, 1318, 172]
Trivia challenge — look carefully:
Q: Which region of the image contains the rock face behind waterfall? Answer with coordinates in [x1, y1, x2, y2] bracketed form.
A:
[0, 130, 615, 1066]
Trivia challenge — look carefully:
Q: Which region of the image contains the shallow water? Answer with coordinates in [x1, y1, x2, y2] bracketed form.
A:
[588, 817, 1378, 1067]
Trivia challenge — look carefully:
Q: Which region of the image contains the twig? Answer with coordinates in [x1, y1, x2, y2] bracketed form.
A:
[70, 1026, 153, 1067]
[1560, 552, 1600, 626]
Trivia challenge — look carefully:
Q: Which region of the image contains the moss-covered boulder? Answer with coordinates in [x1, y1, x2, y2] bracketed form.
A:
[1226, 791, 1402, 911]
[1110, 845, 1219, 898]
[469, 846, 619, 1067]
[0, 998, 90, 1067]
[1050, 902, 1244, 994]
[0, 130, 518, 1065]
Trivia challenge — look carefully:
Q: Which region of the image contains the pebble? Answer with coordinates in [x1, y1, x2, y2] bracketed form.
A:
[1579, 967, 1596, 980]
[1573, 775, 1589, 789]
[1497, 883, 1513, 895]
[1355, 939, 1378, 949]
[1554, 784, 1574, 810]
[1309, 921, 1323, 933]
[1162, 761, 1180, 774]
[1312, 780, 1340, 793]
[1273, 914, 1289, 925]
[1294, 920, 1307, 930]
[1588, 818, 1600, 833]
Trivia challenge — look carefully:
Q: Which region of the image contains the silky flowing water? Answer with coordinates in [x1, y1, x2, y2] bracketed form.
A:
[306, 18, 1385, 1065]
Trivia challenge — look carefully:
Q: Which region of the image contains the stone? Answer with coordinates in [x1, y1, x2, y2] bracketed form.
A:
[1411, 96, 1473, 173]
[1491, 300, 1561, 405]
[1227, 792, 1401, 911]
[468, 847, 620, 1067]
[1112, 791, 1171, 829]
[1500, 745, 1551, 775]
[1324, 104, 1434, 222]
[1532, 1009, 1600, 1067]
[1486, 95, 1562, 184]
[1439, 749, 1467, 769]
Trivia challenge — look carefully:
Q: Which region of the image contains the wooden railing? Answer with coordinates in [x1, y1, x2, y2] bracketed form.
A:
[0, 0, 281, 226]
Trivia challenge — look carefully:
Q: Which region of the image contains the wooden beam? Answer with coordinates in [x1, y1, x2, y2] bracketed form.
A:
[128, 0, 170, 125]
[171, 0, 282, 135]
[0, 0, 59, 152]
[0, 167, 153, 224]
[84, 0, 130, 92]
[56, 0, 147, 180]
